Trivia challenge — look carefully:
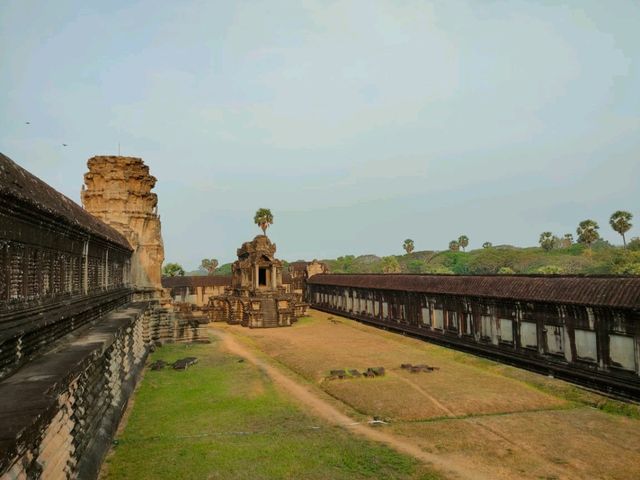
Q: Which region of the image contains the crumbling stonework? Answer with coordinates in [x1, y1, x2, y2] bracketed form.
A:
[81, 156, 164, 293]
[209, 235, 307, 327]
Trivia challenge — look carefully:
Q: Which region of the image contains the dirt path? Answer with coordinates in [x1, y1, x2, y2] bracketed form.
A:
[212, 327, 487, 480]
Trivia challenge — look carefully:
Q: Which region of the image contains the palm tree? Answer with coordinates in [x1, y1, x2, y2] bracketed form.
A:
[576, 220, 600, 250]
[562, 233, 573, 248]
[539, 232, 555, 251]
[449, 240, 460, 252]
[200, 258, 219, 275]
[482, 241, 492, 249]
[254, 208, 274, 235]
[458, 235, 469, 252]
[609, 210, 633, 248]
[403, 239, 415, 254]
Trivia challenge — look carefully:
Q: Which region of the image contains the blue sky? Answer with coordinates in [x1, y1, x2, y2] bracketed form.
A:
[1, 0, 638, 268]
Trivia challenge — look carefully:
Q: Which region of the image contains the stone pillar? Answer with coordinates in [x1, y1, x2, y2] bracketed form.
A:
[81, 156, 164, 294]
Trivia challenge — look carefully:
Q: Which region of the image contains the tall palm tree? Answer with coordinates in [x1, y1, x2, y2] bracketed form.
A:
[609, 210, 633, 248]
[576, 220, 600, 250]
[254, 208, 274, 235]
[403, 239, 415, 254]
[200, 258, 219, 275]
[482, 241, 492, 249]
[563, 233, 573, 248]
[539, 232, 555, 251]
[458, 235, 469, 251]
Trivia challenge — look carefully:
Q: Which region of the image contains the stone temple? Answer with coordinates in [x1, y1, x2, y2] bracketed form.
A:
[209, 235, 308, 327]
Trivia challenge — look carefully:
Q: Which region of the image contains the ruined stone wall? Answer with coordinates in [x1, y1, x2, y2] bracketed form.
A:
[309, 276, 640, 399]
[81, 156, 164, 293]
[0, 153, 133, 380]
[0, 302, 155, 480]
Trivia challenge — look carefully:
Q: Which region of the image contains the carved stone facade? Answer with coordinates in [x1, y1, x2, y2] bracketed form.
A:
[209, 235, 307, 327]
[289, 259, 329, 299]
[81, 156, 164, 294]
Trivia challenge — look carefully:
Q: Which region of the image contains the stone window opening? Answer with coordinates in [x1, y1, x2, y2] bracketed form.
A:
[258, 267, 267, 286]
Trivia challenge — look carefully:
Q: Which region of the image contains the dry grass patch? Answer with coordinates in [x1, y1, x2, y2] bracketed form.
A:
[231, 311, 564, 421]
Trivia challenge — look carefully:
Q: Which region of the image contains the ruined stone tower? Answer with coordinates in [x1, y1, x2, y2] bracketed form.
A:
[81, 156, 164, 293]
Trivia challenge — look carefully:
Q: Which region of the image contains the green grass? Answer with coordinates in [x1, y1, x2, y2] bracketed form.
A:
[101, 340, 443, 480]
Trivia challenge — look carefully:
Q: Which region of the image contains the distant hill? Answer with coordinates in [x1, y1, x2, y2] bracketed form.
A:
[319, 242, 640, 275]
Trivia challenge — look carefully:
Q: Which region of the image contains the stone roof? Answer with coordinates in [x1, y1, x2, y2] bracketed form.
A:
[0, 153, 131, 250]
[162, 272, 293, 288]
[161, 275, 233, 288]
[308, 274, 640, 309]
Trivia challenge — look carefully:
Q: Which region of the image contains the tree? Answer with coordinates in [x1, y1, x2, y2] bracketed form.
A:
[576, 220, 600, 250]
[381, 256, 401, 273]
[562, 233, 573, 248]
[449, 240, 460, 252]
[482, 242, 492, 249]
[628, 237, 640, 251]
[200, 258, 219, 275]
[407, 259, 425, 273]
[254, 208, 274, 235]
[458, 235, 469, 252]
[162, 262, 185, 277]
[403, 239, 415, 254]
[609, 210, 633, 248]
[539, 232, 555, 251]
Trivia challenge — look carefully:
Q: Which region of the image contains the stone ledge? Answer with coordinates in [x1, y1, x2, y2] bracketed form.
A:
[0, 301, 153, 477]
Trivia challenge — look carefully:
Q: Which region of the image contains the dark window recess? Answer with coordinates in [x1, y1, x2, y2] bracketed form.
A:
[259, 268, 267, 286]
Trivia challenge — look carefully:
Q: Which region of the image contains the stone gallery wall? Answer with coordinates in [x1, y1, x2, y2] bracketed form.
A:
[0, 153, 134, 380]
[309, 274, 640, 399]
[0, 302, 155, 479]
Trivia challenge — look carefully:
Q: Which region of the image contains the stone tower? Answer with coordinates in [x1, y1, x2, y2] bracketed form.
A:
[81, 156, 164, 293]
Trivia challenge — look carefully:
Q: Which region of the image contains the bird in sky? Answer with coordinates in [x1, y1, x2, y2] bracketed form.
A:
[62, 143, 68, 147]
[25, 121, 30, 124]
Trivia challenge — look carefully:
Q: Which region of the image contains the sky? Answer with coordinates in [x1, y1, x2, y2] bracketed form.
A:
[1, 0, 639, 269]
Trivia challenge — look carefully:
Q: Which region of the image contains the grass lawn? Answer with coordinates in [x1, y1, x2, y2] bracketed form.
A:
[100, 338, 443, 480]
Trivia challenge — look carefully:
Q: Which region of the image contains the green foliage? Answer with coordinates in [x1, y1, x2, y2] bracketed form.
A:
[609, 210, 633, 247]
[332, 255, 357, 273]
[562, 233, 574, 248]
[628, 237, 640, 251]
[214, 263, 233, 275]
[422, 264, 454, 274]
[104, 342, 441, 480]
[448, 240, 460, 252]
[253, 208, 274, 234]
[381, 256, 401, 273]
[535, 265, 564, 274]
[407, 259, 425, 273]
[539, 232, 555, 251]
[402, 238, 415, 254]
[200, 258, 218, 275]
[497, 266, 515, 274]
[482, 242, 492, 249]
[458, 235, 469, 251]
[162, 262, 184, 277]
[577, 219, 600, 248]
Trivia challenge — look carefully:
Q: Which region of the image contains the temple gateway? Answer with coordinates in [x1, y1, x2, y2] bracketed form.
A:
[208, 235, 308, 327]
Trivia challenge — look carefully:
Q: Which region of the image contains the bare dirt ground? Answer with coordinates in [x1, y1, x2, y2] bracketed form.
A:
[209, 310, 640, 480]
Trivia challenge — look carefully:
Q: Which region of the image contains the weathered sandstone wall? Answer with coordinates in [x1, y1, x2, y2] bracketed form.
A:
[81, 156, 164, 293]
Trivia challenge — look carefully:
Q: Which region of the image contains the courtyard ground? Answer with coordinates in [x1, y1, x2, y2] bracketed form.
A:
[214, 310, 640, 480]
[99, 337, 442, 480]
[102, 310, 640, 480]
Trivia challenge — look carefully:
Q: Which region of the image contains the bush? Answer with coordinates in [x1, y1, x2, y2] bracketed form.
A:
[535, 265, 564, 274]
